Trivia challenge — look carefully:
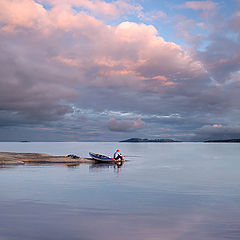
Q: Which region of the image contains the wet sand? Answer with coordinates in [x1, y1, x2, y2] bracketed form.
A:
[0, 152, 93, 166]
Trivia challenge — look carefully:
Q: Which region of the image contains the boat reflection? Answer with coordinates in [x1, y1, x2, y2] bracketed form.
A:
[89, 161, 125, 174]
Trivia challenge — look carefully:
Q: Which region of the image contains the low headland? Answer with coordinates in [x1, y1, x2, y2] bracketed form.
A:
[204, 139, 240, 143]
[121, 138, 240, 143]
[0, 152, 93, 166]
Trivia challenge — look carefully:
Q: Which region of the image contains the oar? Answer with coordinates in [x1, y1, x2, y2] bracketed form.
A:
[124, 155, 140, 157]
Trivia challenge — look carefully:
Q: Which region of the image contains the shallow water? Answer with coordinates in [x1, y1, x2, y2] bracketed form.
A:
[0, 142, 240, 240]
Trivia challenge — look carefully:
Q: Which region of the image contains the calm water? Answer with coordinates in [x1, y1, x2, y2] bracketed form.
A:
[0, 142, 240, 240]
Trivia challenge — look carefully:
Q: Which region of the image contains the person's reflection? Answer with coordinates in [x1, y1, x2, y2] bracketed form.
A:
[114, 161, 124, 174]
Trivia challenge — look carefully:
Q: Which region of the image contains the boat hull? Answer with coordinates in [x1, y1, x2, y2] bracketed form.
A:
[89, 152, 115, 162]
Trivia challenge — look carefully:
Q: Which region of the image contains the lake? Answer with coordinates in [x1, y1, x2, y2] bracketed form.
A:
[0, 142, 240, 240]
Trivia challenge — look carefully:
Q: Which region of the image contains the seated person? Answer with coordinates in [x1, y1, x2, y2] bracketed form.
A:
[114, 149, 124, 161]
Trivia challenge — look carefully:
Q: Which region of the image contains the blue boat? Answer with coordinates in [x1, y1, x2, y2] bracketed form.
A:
[89, 152, 115, 162]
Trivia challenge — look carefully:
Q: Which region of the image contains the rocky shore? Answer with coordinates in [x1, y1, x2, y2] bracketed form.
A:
[0, 152, 93, 166]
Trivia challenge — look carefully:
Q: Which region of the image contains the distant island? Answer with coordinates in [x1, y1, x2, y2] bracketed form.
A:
[204, 139, 240, 143]
[120, 138, 180, 143]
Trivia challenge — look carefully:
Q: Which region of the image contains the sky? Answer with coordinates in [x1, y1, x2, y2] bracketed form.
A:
[0, 0, 240, 142]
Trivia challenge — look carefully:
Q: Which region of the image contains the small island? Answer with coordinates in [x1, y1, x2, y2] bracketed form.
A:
[120, 138, 180, 143]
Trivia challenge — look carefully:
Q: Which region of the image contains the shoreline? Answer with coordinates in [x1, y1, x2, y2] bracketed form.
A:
[0, 152, 93, 166]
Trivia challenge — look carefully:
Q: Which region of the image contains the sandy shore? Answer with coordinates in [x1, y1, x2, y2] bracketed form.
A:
[0, 152, 93, 166]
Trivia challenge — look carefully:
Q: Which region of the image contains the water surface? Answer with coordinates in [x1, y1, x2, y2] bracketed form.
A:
[0, 142, 240, 240]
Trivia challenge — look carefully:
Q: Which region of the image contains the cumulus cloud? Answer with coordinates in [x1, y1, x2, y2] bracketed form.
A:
[0, 35, 76, 122]
[107, 118, 145, 132]
[0, 0, 207, 123]
[0, 0, 239, 141]
[0, 0, 48, 32]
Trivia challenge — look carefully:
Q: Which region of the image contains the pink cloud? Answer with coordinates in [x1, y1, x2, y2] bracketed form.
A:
[180, 0, 219, 19]
[39, 0, 141, 18]
[46, 17, 204, 90]
[0, 0, 208, 122]
[229, 11, 240, 33]
[0, 0, 205, 91]
[212, 124, 222, 128]
[107, 118, 145, 132]
[181, 1, 218, 11]
[0, 0, 48, 32]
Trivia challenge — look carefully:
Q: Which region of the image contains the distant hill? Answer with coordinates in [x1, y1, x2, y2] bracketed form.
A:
[204, 139, 240, 143]
[120, 138, 180, 143]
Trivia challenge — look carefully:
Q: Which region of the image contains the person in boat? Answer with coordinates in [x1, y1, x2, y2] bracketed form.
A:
[114, 149, 124, 161]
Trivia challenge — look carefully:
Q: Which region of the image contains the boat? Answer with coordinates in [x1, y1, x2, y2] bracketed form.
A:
[89, 152, 116, 162]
